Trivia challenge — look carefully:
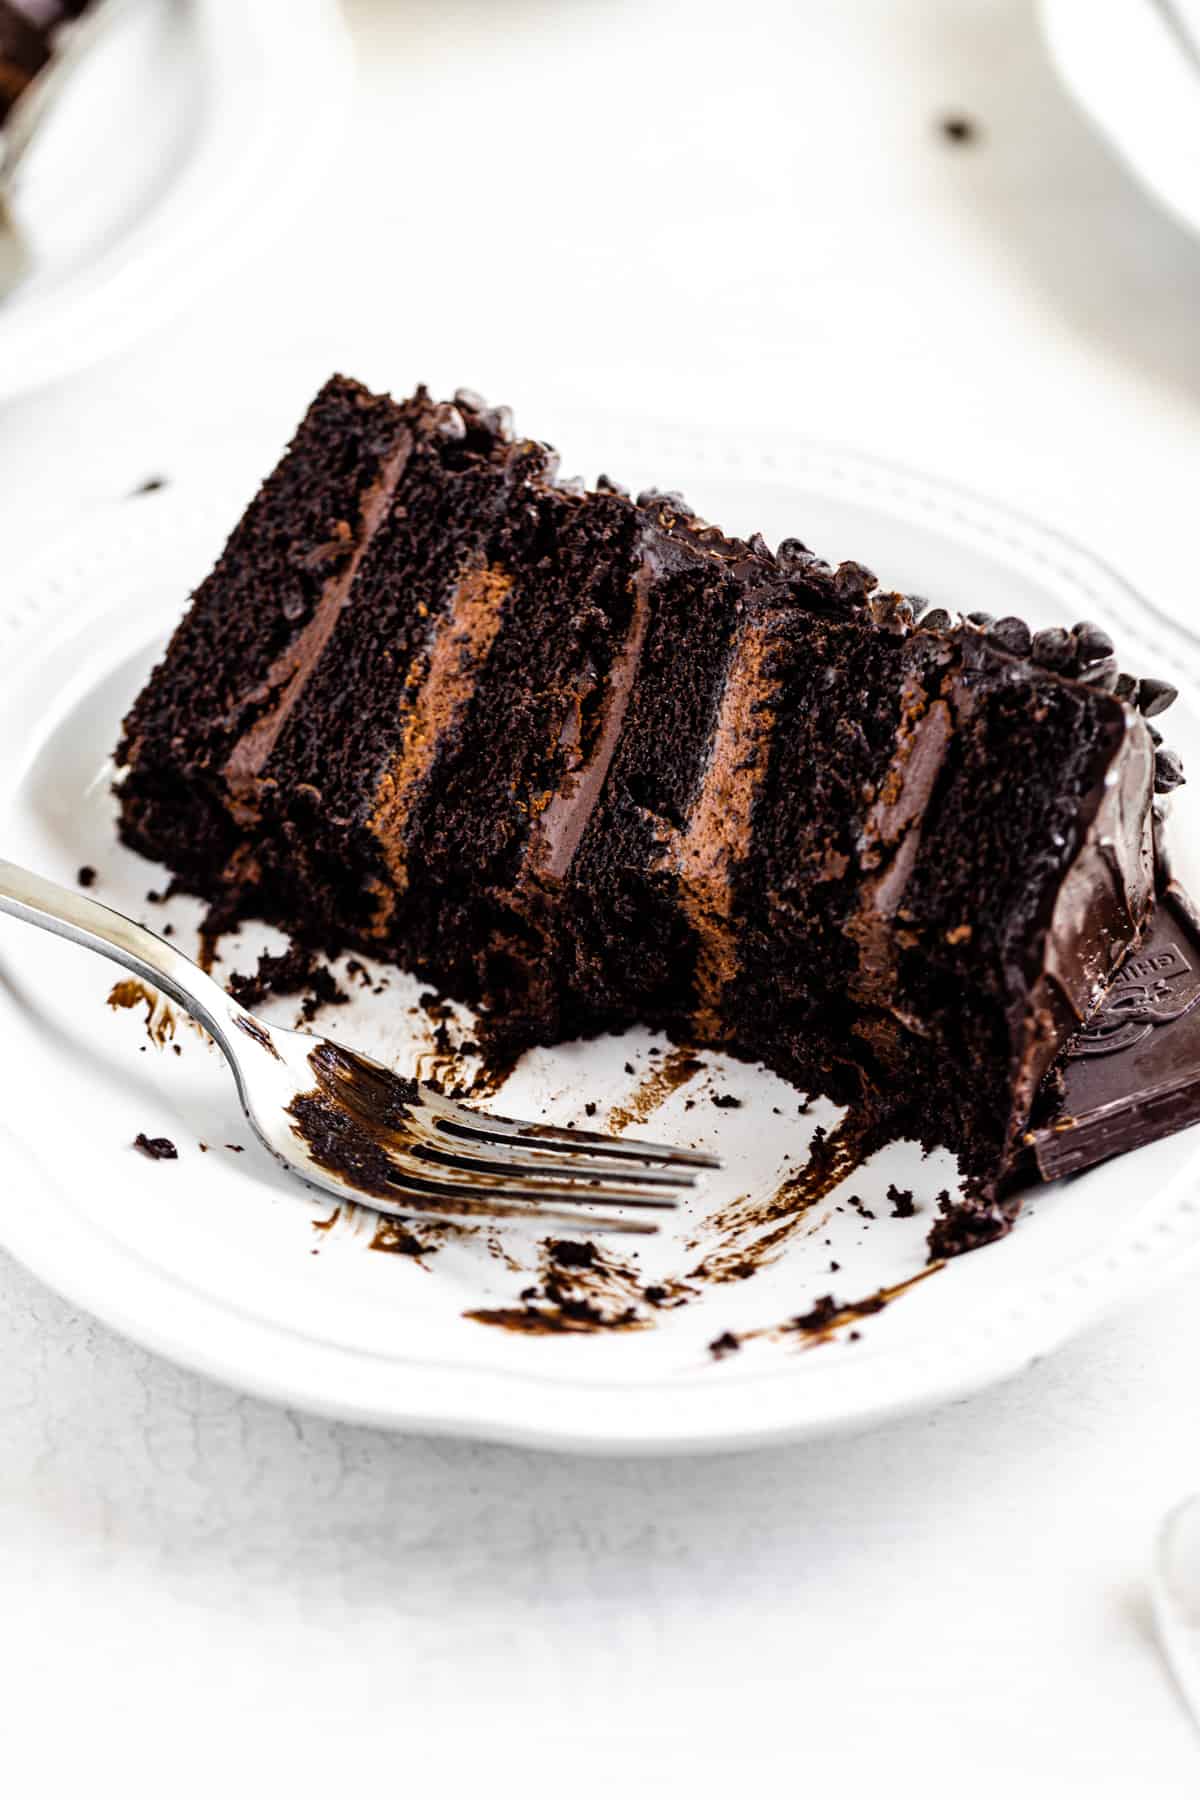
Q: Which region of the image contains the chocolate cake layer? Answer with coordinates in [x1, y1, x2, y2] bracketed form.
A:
[115, 377, 1178, 1251]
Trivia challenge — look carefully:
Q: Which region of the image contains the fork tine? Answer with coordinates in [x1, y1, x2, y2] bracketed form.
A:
[295, 1162, 670, 1236]
[394, 1104, 700, 1188]
[417, 1145, 698, 1188]
[291, 1130, 682, 1212]
[421, 1090, 722, 1169]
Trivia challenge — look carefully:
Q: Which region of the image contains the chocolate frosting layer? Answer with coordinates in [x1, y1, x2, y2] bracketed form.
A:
[1006, 701, 1156, 1143]
[844, 659, 958, 1012]
[368, 562, 511, 892]
[671, 614, 781, 1039]
[528, 562, 652, 885]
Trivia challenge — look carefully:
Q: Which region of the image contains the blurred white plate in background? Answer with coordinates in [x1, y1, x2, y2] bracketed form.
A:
[1042, 0, 1200, 237]
[0, 0, 351, 400]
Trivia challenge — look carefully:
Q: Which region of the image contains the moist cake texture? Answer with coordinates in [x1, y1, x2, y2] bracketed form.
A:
[116, 375, 1176, 1251]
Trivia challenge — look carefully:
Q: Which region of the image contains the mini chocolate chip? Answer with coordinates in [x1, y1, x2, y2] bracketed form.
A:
[779, 542, 833, 581]
[832, 560, 877, 602]
[1155, 748, 1185, 793]
[452, 386, 486, 412]
[868, 591, 913, 630]
[1114, 672, 1138, 702]
[1138, 676, 1179, 718]
[1031, 626, 1074, 670]
[483, 405, 514, 441]
[1079, 654, 1119, 689]
[1072, 622, 1115, 664]
[596, 473, 628, 496]
[536, 447, 561, 485]
[922, 607, 953, 632]
[746, 531, 771, 558]
[637, 487, 689, 514]
[966, 610, 994, 628]
[431, 402, 466, 440]
[987, 616, 1032, 657]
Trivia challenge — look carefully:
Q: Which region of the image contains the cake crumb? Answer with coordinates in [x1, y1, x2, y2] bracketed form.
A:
[298, 965, 348, 1022]
[711, 1092, 742, 1109]
[887, 1184, 916, 1218]
[77, 865, 97, 888]
[925, 1185, 1006, 1260]
[134, 1133, 177, 1160]
[792, 1294, 840, 1332]
[370, 1223, 430, 1258]
[709, 1330, 741, 1360]
[938, 114, 978, 145]
[228, 942, 348, 1021]
[547, 1239, 597, 1269]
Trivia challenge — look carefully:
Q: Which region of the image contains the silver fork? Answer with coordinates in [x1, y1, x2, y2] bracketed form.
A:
[0, 859, 716, 1235]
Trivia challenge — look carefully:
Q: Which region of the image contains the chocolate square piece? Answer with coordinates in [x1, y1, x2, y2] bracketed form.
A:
[1021, 881, 1200, 1181]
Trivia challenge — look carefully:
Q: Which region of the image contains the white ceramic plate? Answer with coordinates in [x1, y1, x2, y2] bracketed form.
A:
[0, 0, 351, 399]
[2, 426, 1200, 1455]
[1041, 0, 1200, 237]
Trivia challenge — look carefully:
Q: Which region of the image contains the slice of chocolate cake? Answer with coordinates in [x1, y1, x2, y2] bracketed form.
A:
[115, 376, 1176, 1251]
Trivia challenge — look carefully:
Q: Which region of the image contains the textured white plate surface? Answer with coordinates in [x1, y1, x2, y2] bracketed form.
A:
[1041, 0, 1200, 238]
[0, 0, 351, 398]
[2, 427, 1200, 1454]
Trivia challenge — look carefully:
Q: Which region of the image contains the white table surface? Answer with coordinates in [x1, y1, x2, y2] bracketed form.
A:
[3, 1, 1200, 1791]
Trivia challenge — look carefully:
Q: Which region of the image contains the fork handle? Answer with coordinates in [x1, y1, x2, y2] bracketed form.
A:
[0, 857, 238, 1046]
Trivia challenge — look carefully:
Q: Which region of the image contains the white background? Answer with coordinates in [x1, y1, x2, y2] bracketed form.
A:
[2, 1, 1200, 1792]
